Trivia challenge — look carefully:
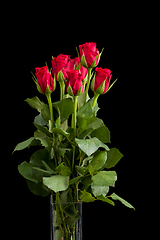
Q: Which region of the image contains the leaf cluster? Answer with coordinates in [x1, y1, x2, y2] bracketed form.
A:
[13, 93, 134, 210]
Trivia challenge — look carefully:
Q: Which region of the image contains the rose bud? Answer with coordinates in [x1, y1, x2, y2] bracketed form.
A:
[91, 67, 112, 94]
[79, 42, 102, 68]
[65, 70, 84, 96]
[73, 57, 88, 80]
[35, 66, 55, 94]
[51, 54, 71, 82]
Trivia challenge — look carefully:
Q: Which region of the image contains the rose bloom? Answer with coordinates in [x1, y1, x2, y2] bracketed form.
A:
[51, 54, 71, 81]
[93, 67, 112, 94]
[35, 66, 54, 94]
[79, 42, 100, 68]
[65, 70, 84, 96]
[51, 54, 87, 82]
[72, 57, 88, 80]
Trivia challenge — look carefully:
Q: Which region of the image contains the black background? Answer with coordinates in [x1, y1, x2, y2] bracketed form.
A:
[5, 2, 149, 240]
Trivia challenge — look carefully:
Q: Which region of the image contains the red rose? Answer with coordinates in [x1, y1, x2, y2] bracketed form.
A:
[65, 70, 84, 96]
[51, 54, 88, 83]
[91, 67, 112, 94]
[73, 57, 88, 80]
[79, 42, 100, 68]
[35, 66, 55, 94]
[51, 54, 71, 81]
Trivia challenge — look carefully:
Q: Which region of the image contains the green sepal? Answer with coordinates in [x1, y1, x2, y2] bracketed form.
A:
[90, 54, 99, 68]
[67, 83, 74, 96]
[90, 48, 104, 68]
[57, 70, 65, 83]
[81, 51, 88, 68]
[91, 73, 95, 92]
[105, 78, 118, 94]
[96, 80, 105, 94]
[35, 81, 44, 94]
[31, 72, 44, 94]
[67, 83, 83, 97]
[45, 80, 56, 95]
[76, 84, 84, 96]
[91, 67, 106, 95]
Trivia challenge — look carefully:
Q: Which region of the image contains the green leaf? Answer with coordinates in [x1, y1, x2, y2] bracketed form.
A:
[97, 195, 115, 206]
[13, 137, 34, 152]
[41, 161, 56, 174]
[80, 190, 95, 202]
[89, 151, 107, 174]
[92, 171, 117, 187]
[43, 175, 69, 193]
[105, 148, 123, 169]
[18, 161, 39, 183]
[34, 114, 48, 126]
[25, 96, 42, 112]
[30, 148, 50, 168]
[34, 123, 51, 137]
[111, 193, 135, 210]
[77, 98, 93, 119]
[67, 215, 79, 228]
[77, 90, 87, 109]
[91, 183, 109, 197]
[25, 97, 50, 122]
[75, 137, 109, 156]
[27, 180, 50, 197]
[52, 128, 70, 138]
[87, 116, 102, 127]
[40, 102, 50, 122]
[75, 165, 88, 176]
[78, 128, 93, 139]
[54, 230, 62, 240]
[81, 176, 92, 191]
[34, 130, 49, 147]
[54, 98, 74, 122]
[55, 163, 71, 176]
[91, 125, 111, 143]
[69, 176, 81, 185]
[32, 166, 52, 175]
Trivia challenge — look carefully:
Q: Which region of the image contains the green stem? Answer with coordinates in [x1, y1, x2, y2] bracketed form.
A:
[72, 96, 78, 173]
[46, 93, 54, 126]
[92, 92, 100, 108]
[60, 81, 65, 100]
[46, 93, 58, 167]
[85, 68, 92, 102]
[56, 192, 68, 239]
[73, 96, 77, 136]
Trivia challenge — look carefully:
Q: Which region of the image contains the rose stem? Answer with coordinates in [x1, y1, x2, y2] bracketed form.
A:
[85, 68, 92, 102]
[92, 92, 100, 108]
[72, 96, 78, 173]
[60, 81, 65, 100]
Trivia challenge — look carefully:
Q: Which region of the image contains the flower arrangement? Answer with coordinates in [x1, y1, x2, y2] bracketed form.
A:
[13, 42, 134, 239]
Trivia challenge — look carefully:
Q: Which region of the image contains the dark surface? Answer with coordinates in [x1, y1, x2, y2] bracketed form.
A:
[5, 3, 147, 240]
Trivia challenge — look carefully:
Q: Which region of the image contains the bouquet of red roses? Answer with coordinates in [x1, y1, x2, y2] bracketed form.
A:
[14, 42, 134, 240]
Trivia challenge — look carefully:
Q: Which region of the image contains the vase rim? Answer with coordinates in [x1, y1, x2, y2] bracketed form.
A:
[51, 201, 82, 204]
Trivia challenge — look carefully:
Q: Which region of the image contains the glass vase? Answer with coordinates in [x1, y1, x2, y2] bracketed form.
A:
[50, 194, 83, 240]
